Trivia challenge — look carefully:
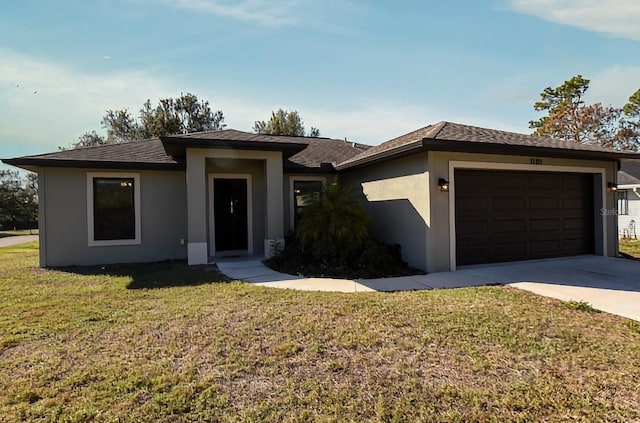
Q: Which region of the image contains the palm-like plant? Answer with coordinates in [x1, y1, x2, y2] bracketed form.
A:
[295, 181, 371, 265]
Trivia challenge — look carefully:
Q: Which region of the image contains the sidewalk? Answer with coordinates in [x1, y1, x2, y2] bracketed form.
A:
[0, 235, 39, 247]
[215, 256, 483, 293]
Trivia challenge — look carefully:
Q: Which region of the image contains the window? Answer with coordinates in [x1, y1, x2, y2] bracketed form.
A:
[292, 180, 323, 228]
[617, 190, 629, 216]
[87, 173, 141, 246]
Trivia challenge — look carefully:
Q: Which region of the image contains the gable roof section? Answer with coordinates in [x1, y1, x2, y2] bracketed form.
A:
[2, 139, 182, 171]
[160, 129, 310, 159]
[337, 121, 640, 169]
[286, 137, 369, 172]
[618, 160, 640, 186]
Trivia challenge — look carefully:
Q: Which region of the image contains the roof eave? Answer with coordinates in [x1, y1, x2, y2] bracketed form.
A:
[160, 137, 309, 159]
[337, 138, 640, 170]
[2, 158, 185, 171]
[335, 139, 424, 170]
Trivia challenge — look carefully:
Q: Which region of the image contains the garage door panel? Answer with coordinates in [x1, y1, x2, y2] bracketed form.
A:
[493, 219, 526, 233]
[493, 243, 527, 259]
[530, 218, 560, 232]
[493, 197, 526, 210]
[530, 197, 560, 210]
[455, 169, 594, 266]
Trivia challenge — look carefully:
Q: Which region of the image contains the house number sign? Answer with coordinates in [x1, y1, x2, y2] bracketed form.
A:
[529, 158, 543, 165]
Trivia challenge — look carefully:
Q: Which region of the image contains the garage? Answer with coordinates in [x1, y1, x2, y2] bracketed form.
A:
[455, 169, 595, 266]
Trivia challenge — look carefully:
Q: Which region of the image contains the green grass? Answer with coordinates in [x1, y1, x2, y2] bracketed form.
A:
[620, 238, 640, 258]
[0, 229, 38, 238]
[1, 243, 640, 422]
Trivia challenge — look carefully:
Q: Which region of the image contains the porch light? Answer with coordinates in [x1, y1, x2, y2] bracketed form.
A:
[438, 178, 449, 192]
[607, 182, 618, 192]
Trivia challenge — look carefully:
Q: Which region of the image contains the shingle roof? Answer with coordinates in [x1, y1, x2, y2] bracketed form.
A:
[286, 138, 369, 171]
[337, 121, 640, 169]
[619, 160, 640, 186]
[2, 129, 370, 172]
[2, 138, 182, 170]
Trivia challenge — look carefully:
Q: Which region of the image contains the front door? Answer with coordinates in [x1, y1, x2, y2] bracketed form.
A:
[214, 178, 248, 252]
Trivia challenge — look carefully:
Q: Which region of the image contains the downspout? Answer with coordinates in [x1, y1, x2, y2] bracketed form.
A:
[632, 187, 640, 200]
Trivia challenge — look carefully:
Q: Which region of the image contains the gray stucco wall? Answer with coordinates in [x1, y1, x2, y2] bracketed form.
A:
[341, 155, 430, 271]
[39, 168, 188, 267]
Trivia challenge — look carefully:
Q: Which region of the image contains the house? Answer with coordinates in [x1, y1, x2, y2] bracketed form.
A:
[4, 121, 640, 273]
[617, 160, 640, 239]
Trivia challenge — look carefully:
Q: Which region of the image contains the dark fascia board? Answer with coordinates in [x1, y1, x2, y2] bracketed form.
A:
[1, 157, 185, 171]
[337, 138, 640, 170]
[284, 162, 337, 174]
[161, 137, 309, 159]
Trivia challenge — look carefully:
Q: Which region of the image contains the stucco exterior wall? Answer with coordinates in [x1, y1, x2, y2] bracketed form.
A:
[39, 167, 187, 267]
[341, 154, 430, 271]
[186, 148, 284, 263]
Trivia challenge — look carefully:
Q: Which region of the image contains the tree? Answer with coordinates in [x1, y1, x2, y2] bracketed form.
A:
[253, 109, 320, 137]
[66, 93, 225, 149]
[618, 89, 640, 149]
[0, 170, 38, 230]
[529, 75, 640, 150]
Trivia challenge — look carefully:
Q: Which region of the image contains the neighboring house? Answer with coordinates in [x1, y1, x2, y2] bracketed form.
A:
[4, 122, 640, 273]
[617, 160, 640, 239]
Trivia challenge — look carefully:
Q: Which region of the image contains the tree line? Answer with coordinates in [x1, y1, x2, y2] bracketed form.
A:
[530, 75, 640, 150]
[64, 93, 319, 149]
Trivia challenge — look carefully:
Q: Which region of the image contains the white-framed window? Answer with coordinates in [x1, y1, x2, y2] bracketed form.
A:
[87, 172, 141, 246]
[289, 177, 325, 231]
[617, 190, 629, 216]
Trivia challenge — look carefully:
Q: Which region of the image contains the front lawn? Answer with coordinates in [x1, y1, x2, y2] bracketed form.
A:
[1, 243, 640, 421]
[620, 238, 640, 258]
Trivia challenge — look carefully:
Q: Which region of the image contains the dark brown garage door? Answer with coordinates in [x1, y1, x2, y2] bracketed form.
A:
[455, 169, 595, 266]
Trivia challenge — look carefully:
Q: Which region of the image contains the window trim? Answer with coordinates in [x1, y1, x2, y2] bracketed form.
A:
[617, 190, 629, 216]
[289, 176, 326, 231]
[87, 172, 141, 247]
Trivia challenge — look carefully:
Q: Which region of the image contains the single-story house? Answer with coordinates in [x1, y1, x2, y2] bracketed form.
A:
[617, 160, 640, 239]
[4, 121, 640, 273]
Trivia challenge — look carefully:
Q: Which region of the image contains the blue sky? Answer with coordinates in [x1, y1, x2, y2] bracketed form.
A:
[1, 0, 640, 172]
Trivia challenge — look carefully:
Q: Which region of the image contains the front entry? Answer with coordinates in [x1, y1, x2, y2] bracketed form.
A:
[213, 178, 249, 252]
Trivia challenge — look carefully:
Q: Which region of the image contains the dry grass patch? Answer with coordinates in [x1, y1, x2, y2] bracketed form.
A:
[1, 242, 640, 421]
[620, 238, 640, 259]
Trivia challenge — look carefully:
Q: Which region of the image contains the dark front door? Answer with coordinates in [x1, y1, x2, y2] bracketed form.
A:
[455, 169, 595, 266]
[214, 178, 248, 251]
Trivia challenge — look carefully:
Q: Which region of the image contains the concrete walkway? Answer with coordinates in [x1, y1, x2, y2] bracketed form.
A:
[216, 255, 640, 321]
[0, 235, 38, 247]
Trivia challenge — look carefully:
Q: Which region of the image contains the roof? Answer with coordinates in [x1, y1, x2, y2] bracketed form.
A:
[337, 121, 640, 169]
[618, 160, 640, 186]
[2, 129, 370, 172]
[161, 129, 311, 159]
[2, 139, 182, 171]
[286, 137, 369, 172]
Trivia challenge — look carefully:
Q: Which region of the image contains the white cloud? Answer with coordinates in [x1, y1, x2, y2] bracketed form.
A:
[167, 0, 299, 27]
[584, 65, 640, 106]
[0, 49, 180, 154]
[507, 0, 640, 40]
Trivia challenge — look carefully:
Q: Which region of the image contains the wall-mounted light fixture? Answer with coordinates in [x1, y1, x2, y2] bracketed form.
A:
[438, 178, 449, 192]
[607, 182, 618, 192]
